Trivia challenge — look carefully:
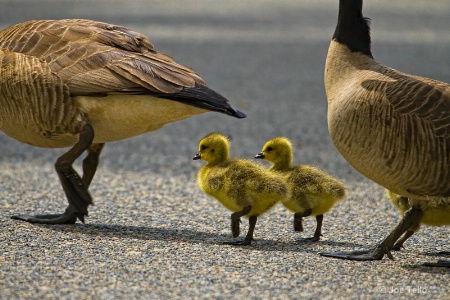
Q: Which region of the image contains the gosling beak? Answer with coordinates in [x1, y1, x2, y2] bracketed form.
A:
[255, 152, 265, 159]
[193, 153, 201, 160]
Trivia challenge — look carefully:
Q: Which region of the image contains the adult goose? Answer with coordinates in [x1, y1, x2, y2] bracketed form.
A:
[321, 0, 450, 267]
[0, 19, 245, 225]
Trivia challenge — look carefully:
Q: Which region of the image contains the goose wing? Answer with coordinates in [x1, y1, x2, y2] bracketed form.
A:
[0, 49, 83, 135]
[0, 19, 204, 95]
[361, 72, 450, 196]
[0, 19, 245, 118]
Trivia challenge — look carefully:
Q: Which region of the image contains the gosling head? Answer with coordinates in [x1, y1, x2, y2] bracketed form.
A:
[255, 137, 293, 169]
[193, 133, 230, 165]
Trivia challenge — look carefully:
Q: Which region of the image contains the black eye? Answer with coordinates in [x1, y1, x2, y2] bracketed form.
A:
[266, 146, 273, 152]
[201, 145, 208, 150]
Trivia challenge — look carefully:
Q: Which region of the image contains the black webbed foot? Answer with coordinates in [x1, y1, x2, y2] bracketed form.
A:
[223, 239, 252, 246]
[320, 247, 392, 261]
[422, 260, 450, 268]
[320, 205, 422, 262]
[298, 236, 320, 243]
[11, 210, 78, 224]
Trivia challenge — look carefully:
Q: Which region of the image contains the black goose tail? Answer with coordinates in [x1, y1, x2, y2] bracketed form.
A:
[157, 83, 246, 118]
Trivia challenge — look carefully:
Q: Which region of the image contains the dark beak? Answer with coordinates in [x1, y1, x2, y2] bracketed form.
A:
[255, 152, 265, 159]
[193, 153, 201, 160]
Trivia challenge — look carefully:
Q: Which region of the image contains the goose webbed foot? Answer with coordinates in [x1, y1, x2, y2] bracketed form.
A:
[423, 260, 450, 268]
[320, 246, 393, 261]
[423, 252, 450, 268]
[11, 209, 78, 224]
[321, 205, 422, 261]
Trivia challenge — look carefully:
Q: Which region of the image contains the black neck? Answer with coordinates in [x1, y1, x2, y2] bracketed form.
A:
[332, 0, 373, 57]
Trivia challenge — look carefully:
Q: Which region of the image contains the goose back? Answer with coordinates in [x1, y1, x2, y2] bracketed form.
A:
[0, 19, 204, 95]
[0, 19, 239, 147]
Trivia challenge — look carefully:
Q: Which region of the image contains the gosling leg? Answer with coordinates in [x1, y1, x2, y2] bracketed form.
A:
[12, 124, 97, 224]
[320, 205, 423, 261]
[225, 216, 257, 246]
[229, 205, 252, 238]
[304, 214, 323, 242]
[294, 208, 312, 232]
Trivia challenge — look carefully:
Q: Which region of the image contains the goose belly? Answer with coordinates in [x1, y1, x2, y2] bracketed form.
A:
[328, 98, 450, 200]
[75, 95, 209, 143]
[0, 100, 82, 148]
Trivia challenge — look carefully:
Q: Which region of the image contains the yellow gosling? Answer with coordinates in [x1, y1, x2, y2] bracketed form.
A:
[194, 133, 289, 245]
[256, 137, 346, 241]
[386, 190, 450, 251]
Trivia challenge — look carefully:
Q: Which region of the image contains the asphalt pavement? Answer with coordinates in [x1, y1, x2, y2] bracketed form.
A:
[0, 1, 449, 299]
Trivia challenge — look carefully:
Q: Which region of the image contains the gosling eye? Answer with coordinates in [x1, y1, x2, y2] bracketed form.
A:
[200, 145, 208, 150]
[266, 146, 273, 152]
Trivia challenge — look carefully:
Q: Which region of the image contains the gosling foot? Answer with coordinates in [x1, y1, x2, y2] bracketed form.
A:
[303, 235, 322, 242]
[223, 239, 253, 246]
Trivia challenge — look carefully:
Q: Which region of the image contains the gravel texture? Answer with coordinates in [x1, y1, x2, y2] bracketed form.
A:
[0, 1, 449, 299]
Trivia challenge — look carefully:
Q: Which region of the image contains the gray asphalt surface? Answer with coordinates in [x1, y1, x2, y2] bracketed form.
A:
[0, 1, 449, 299]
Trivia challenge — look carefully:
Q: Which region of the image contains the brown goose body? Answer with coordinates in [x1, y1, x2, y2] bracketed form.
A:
[326, 41, 450, 202]
[321, 0, 449, 265]
[0, 19, 244, 148]
[0, 19, 245, 224]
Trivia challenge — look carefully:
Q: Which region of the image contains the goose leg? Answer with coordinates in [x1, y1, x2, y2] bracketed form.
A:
[225, 216, 257, 246]
[81, 143, 104, 188]
[304, 214, 323, 242]
[294, 208, 312, 232]
[12, 124, 96, 224]
[320, 205, 423, 261]
[391, 230, 415, 251]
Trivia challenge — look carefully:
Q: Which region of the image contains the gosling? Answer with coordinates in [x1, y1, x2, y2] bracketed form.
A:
[255, 137, 346, 241]
[193, 133, 289, 245]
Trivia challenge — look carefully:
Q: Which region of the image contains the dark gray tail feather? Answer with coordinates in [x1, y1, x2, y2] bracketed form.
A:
[155, 83, 246, 118]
